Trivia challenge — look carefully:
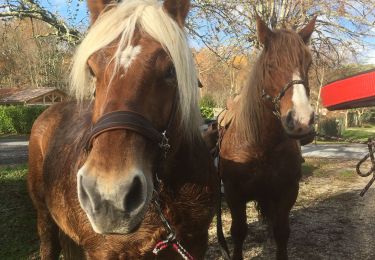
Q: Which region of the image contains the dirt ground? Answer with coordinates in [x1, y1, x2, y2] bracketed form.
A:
[205, 158, 375, 260]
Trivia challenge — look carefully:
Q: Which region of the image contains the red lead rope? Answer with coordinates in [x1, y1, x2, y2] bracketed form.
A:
[153, 239, 194, 260]
[152, 188, 195, 260]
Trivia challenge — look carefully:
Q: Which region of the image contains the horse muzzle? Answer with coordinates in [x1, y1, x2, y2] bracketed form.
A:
[77, 166, 153, 234]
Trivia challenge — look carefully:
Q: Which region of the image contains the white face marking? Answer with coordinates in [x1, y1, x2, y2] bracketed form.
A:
[291, 70, 313, 125]
[120, 45, 141, 70]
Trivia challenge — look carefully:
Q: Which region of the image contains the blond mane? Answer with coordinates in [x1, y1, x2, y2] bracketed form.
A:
[70, 0, 201, 140]
[235, 29, 311, 144]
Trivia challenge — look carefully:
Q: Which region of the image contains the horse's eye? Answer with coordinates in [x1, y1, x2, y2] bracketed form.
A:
[166, 65, 176, 79]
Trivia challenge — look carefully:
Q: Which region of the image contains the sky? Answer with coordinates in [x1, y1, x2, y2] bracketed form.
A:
[40, 0, 88, 29]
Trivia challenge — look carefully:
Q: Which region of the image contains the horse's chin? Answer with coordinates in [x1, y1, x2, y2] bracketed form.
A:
[86, 199, 151, 235]
[286, 129, 316, 142]
[81, 182, 154, 235]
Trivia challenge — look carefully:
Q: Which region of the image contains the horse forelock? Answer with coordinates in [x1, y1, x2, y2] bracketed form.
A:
[70, 0, 201, 142]
[235, 29, 311, 144]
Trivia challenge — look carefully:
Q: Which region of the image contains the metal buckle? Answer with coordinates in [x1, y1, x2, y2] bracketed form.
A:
[159, 131, 171, 158]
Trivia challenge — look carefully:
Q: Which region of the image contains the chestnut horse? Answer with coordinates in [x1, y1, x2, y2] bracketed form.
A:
[218, 16, 316, 260]
[27, 0, 218, 259]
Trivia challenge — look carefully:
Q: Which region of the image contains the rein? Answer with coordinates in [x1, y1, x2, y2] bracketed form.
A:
[262, 79, 306, 119]
[152, 178, 194, 260]
[215, 118, 231, 260]
[84, 92, 194, 260]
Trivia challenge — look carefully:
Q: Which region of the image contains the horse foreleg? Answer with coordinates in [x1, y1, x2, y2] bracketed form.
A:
[271, 186, 298, 260]
[226, 194, 247, 260]
[36, 209, 61, 260]
[272, 210, 290, 260]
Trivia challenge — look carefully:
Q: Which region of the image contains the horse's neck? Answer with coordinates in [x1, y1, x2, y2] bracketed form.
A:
[241, 85, 286, 147]
[160, 132, 209, 186]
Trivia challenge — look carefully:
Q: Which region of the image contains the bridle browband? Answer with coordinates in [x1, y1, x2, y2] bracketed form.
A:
[262, 79, 306, 119]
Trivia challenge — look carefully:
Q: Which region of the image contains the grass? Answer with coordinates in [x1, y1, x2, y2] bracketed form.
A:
[301, 158, 357, 181]
[342, 126, 375, 142]
[0, 164, 38, 260]
[315, 126, 375, 144]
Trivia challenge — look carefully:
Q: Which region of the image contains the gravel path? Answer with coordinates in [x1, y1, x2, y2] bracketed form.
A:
[302, 143, 368, 159]
[0, 136, 29, 166]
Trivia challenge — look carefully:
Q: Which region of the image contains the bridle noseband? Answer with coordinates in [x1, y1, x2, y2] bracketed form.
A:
[262, 79, 306, 119]
[84, 92, 177, 155]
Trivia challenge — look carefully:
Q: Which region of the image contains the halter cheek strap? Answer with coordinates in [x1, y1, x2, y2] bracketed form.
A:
[262, 79, 306, 119]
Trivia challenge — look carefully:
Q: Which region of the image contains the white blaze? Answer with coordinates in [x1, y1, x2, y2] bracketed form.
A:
[292, 71, 313, 125]
[120, 45, 141, 70]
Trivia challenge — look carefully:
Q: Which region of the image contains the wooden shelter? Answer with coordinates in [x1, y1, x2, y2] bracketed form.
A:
[0, 88, 67, 106]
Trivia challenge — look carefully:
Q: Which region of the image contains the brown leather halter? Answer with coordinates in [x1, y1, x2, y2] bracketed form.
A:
[262, 79, 306, 118]
[84, 92, 178, 155]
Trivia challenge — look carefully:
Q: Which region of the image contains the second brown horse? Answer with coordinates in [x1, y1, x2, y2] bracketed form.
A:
[219, 15, 317, 260]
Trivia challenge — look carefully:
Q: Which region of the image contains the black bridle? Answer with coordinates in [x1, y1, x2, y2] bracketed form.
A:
[262, 79, 306, 119]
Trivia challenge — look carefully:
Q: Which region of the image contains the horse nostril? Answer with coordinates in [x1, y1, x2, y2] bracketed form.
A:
[79, 174, 101, 213]
[286, 110, 294, 130]
[123, 176, 144, 213]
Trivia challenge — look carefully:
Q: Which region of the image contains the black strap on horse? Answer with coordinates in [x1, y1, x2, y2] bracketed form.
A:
[356, 138, 375, 197]
[262, 79, 306, 119]
[85, 110, 165, 150]
[212, 110, 231, 260]
[84, 91, 177, 154]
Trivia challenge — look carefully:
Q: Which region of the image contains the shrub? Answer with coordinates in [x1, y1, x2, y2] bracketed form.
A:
[0, 105, 47, 134]
[361, 111, 373, 125]
[199, 94, 216, 108]
[0, 108, 15, 134]
[200, 106, 214, 119]
[318, 118, 341, 137]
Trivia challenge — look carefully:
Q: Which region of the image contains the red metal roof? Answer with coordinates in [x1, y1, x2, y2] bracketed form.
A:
[321, 69, 375, 110]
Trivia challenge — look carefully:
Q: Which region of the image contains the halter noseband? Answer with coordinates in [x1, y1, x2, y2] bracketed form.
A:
[84, 92, 177, 155]
[262, 79, 306, 119]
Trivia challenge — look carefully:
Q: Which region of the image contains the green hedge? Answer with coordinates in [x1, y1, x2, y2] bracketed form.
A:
[318, 118, 342, 137]
[0, 105, 47, 134]
[200, 106, 214, 119]
[200, 95, 216, 119]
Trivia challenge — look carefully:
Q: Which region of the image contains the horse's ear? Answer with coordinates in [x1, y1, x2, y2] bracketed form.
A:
[256, 14, 273, 46]
[163, 0, 190, 27]
[298, 16, 317, 44]
[87, 0, 112, 24]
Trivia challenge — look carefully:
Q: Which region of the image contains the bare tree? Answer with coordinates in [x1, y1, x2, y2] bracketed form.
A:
[3, 0, 374, 61]
[0, 0, 82, 44]
[0, 19, 71, 89]
[190, 0, 375, 67]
